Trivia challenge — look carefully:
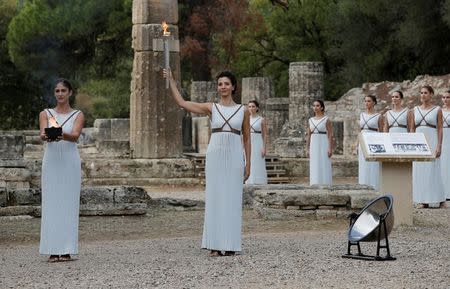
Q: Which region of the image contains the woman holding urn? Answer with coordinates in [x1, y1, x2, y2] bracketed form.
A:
[39, 78, 84, 262]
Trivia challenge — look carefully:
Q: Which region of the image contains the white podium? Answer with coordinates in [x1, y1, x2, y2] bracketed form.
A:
[359, 133, 434, 227]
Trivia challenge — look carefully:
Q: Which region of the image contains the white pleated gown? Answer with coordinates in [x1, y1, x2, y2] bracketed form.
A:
[412, 107, 445, 203]
[246, 116, 267, 185]
[386, 109, 408, 133]
[440, 111, 450, 199]
[202, 104, 244, 252]
[40, 109, 81, 255]
[309, 116, 332, 185]
[358, 112, 380, 190]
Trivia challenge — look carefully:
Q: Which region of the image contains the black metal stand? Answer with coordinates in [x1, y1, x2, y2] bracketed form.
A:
[342, 213, 396, 261]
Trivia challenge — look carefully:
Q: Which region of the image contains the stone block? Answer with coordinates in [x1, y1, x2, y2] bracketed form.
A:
[80, 203, 147, 216]
[113, 186, 150, 204]
[93, 119, 112, 140]
[241, 77, 274, 110]
[192, 117, 210, 154]
[286, 206, 300, 210]
[8, 188, 40, 205]
[0, 188, 7, 207]
[0, 167, 31, 182]
[132, 0, 178, 24]
[80, 187, 114, 204]
[0, 135, 24, 159]
[6, 181, 30, 190]
[96, 141, 130, 157]
[349, 193, 381, 209]
[110, 119, 130, 142]
[0, 205, 36, 216]
[315, 210, 337, 219]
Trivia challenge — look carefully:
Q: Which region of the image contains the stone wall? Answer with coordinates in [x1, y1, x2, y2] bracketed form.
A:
[92, 119, 130, 157]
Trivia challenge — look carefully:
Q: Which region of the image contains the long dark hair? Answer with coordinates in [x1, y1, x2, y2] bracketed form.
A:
[366, 94, 377, 105]
[248, 100, 260, 112]
[314, 99, 325, 111]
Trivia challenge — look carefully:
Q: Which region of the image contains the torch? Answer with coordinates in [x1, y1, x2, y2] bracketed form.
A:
[162, 21, 171, 89]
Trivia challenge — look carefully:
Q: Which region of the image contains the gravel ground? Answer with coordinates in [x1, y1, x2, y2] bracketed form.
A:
[1, 208, 449, 289]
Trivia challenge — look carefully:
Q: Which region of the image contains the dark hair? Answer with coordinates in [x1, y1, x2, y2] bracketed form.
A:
[55, 78, 74, 92]
[314, 99, 325, 111]
[248, 100, 260, 112]
[446, 89, 450, 94]
[421, 85, 434, 94]
[216, 71, 237, 94]
[366, 94, 377, 105]
[394, 90, 404, 99]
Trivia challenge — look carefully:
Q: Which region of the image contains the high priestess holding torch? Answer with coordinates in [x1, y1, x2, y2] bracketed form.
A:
[163, 69, 251, 257]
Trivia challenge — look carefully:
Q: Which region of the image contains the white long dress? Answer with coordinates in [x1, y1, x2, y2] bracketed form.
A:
[202, 103, 244, 252]
[309, 116, 332, 185]
[412, 106, 445, 203]
[440, 110, 450, 199]
[358, 112, 380, 190]
[246, 116, 267, 185]
[40, 109, 81, 255]
[386, 108, 408, 133]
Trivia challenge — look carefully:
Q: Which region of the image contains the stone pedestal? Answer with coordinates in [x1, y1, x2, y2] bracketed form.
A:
[275, 62, 324, 157]
[130, 0, 183, 158]
[241, 77, 274, 111]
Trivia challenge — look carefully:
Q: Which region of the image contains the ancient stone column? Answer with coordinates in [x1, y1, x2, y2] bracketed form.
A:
[274, 62, 324, 158]
[130, 0, 183, 158]
[190, 81, 217, 103]
[289, 62, 324, 124]
[265, 98, 289, 153]
[241, 77, 274, 112]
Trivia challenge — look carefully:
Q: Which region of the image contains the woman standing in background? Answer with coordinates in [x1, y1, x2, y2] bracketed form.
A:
[383, 90, 410, 133]
[410, 85, 446, 208]
[246, 100, 268, 185]
[306, 99, 333, 185]
[358, 95, 382, 190]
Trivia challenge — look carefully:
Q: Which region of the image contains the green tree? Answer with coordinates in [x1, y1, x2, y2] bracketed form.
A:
[0, 0, 41, 130]
[7, 0, 132, 125]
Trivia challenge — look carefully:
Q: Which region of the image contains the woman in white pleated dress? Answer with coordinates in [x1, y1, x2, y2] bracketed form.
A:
[358, 95, 382, 190]
[410, 85, 446, 208]
[39, 79, 85, 262]
[246, 100, 268, 185]
[383, 91, 410, 133]
[440, 90, 450, 201]
[306, 100, 333, 185]
[164, 70, 251, 257]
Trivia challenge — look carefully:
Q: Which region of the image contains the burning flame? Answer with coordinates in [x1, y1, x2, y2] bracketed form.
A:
[162, 21, 171, 37]
[48, 117, 60, 128]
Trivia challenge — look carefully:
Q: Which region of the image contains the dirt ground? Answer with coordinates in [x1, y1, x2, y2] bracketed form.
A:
[1, 207, 449, 289]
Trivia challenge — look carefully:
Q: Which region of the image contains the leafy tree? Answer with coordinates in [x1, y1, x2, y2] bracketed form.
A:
[6, 0, 132, 125]
[0, 0, 41, 130]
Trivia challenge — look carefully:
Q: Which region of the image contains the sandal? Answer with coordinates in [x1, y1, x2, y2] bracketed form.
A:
[48, 255, 59, 262]
[59, 254, 71, 262]
[208, 250, 222, 257]
[224, 251, 236, 256]
[439, 202, 448, 209]
[416, 203, 429, 209]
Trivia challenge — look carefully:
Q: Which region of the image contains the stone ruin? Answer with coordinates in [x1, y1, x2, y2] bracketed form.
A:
[1, 0, 449, 218]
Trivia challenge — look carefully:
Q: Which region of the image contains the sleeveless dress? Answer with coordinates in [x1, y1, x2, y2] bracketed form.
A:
[40, 109, 81, 255]
[309, 116, 332, 185]
[412, 106, 445, 203]
[202, 103, 245, 252]
[358, 112, 380, 190]
[440, 110, 450, 199]
[386, 108, 408, 133]
[246, 116, 267, 185]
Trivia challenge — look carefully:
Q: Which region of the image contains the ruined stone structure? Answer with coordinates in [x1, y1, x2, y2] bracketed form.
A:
[275, 62, 324, 158]
[130, 0, 183, 158]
